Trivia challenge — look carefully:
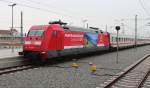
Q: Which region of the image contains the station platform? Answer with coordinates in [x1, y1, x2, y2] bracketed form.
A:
[0, 48, 21, 59]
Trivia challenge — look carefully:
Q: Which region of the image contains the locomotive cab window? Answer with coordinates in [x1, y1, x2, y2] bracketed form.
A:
[28, 30, 45, 37]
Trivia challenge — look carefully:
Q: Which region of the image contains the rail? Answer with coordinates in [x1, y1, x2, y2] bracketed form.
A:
[100, 53, 150, 88]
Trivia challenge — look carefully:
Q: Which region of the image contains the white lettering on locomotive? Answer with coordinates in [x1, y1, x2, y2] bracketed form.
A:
[65, 34, 83, 38]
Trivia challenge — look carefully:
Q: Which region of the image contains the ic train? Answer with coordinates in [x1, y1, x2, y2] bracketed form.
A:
[19, 21, 150, 61]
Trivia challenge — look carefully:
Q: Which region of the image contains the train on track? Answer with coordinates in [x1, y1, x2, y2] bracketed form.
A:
[19, 21, 150, 61]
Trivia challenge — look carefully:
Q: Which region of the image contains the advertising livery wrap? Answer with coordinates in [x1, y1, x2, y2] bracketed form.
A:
[84, 32, 98, 47]
[64, 32, 84, 49]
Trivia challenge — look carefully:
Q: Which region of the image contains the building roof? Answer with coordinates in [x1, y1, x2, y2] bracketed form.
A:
[0, 29, 18, 35]
[0, 30, 11, 35]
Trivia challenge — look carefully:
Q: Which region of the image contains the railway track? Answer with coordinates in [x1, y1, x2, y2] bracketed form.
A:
[0, 56, 30, 69]
[99, 53, 150, 88]
[0, 56, 35, 75]
[0, 65, 35, 75]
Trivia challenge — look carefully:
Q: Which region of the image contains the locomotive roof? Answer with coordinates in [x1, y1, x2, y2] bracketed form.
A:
[63, 25, 100, 33]
[49, 20, 96, 32]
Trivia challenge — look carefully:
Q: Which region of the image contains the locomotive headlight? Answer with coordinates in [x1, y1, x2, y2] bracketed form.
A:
[25, 41, 31, 44]
[41, 52, 46, 54]
[34, 41, 41, 45]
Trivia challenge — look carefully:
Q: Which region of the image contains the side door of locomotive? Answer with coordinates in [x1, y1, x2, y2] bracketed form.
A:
[51, 30, 64, 50]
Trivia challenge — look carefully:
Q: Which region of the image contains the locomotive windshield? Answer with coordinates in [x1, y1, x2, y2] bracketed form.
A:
[28, 30, 44, 36]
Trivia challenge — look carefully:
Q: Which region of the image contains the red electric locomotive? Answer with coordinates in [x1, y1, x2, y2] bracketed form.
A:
[20, 21, 110, 61]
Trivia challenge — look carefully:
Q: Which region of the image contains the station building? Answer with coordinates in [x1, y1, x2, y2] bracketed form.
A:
[0, 29, 22, 48]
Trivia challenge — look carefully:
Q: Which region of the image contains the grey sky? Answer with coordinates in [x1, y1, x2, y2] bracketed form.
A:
[0, 0, 150, 36]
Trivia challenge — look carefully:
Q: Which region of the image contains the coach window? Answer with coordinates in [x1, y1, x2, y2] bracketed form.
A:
[113, 37, 114, 41]
[112, 37, 113, 42]
[113, 37, 114, 42]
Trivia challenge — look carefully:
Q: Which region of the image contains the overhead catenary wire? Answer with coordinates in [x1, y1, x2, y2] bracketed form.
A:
[139, 0, 150, 17]
[20, 0, 85, 20]
[119, 18, 150, 30]
[21, 0, 75, 13]
[0, 0, 83, 20]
